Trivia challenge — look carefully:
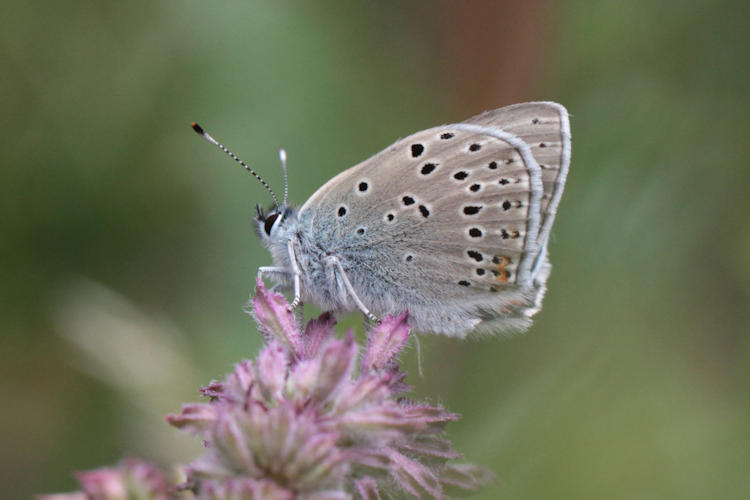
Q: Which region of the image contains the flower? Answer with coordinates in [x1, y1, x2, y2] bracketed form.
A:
[166, 279, 493, 499]
[37, 458, 172, 500]
[41, 280, 493, 499]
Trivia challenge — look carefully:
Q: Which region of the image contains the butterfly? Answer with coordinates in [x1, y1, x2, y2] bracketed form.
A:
[193, 102, 570, 337]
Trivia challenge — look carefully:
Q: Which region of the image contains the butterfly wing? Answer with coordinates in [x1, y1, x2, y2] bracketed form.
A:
[299, 102, 570, 336]
[462, 102, 571, 253]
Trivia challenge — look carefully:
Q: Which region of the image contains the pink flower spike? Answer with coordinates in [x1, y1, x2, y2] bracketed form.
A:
[165, 403, 217, 433]
[440, 463, 497, 493]
[252, 278, 302, 357]
[211, 412, 260, 476]
[354, 477, 381, 500]
[38, 460, 171, 499]
[222, 360, 257, 402]
[75, 468, 126, 499]
[309, 334, 357, 403]
[59, 459, 172, 500]
[398, 436, 461, 460]
[256, 342, 289, 400]
[388, 450, 442, 498]
[362, 312, 410, 373]
[303, 312, 336, 359]
[199, 380, 224, 400]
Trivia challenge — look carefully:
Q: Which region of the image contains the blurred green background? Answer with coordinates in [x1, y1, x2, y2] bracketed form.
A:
[2, 1, 748, 498]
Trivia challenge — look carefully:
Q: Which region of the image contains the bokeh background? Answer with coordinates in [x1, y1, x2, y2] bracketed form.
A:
[2, 1, 748, 498]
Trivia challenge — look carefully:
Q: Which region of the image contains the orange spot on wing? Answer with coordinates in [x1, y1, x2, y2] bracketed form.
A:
[494, 255, 512, 283]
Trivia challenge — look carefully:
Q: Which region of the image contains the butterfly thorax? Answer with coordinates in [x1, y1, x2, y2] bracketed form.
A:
[258, 207, 354, 311]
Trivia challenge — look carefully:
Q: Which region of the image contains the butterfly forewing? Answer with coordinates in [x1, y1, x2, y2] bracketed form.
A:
[304, 126, 539, 292]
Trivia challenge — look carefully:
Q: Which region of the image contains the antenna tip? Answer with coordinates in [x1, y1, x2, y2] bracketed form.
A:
[191, 122, 205, 135]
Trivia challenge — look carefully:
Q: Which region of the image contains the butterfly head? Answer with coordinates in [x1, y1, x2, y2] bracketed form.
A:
[255, 204, 296, 241]
[191, 122, 296, 246]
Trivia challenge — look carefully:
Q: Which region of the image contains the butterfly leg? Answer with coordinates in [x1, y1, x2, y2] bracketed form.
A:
[257, 266, 289, 282]
[287, 239, 303, 309]
[329, 256, 378, 323]
[257, 266, 294, 295]
[257, 265, 304, 318]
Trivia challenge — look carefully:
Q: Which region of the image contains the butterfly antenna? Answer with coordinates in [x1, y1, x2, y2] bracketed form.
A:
[191, 122, 280, 209]
[279, 148, 289, 206]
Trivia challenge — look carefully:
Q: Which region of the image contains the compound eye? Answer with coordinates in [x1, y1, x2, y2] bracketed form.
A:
[263, 212, 279, 235]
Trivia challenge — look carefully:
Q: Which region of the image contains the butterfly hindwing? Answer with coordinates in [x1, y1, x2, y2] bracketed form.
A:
[462, 102, 571, 250]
